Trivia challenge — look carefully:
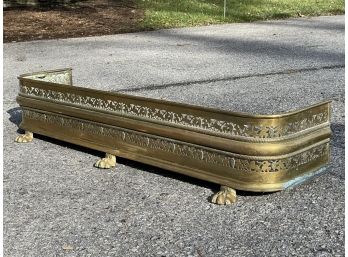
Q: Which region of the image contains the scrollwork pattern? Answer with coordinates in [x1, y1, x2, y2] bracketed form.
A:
[20, 86, 328, 139]
[22, 109, 329, 173]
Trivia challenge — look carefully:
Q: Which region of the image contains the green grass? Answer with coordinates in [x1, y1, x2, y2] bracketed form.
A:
[137, 0, 344, 30]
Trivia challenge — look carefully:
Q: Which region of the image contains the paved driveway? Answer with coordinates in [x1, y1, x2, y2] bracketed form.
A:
[4, 15, 344, 257]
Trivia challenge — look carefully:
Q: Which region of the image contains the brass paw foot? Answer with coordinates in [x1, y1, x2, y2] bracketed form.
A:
[211, 186, 237, 205]
[15, 131, 33, 143]
[94, 153, 116, 169]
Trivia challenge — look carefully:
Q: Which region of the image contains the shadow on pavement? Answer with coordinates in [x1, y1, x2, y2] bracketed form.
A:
[331, 123, 345, 149]
[264, 19, 345, 32]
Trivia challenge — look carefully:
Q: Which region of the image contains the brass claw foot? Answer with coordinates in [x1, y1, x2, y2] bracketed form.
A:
[15, 131, 33, 143]
[94, 153, 116, 169]
[211, 186, 237, 205]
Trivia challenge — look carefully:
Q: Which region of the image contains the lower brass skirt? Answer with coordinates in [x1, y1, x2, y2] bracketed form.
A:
[19, 107, 330, 192]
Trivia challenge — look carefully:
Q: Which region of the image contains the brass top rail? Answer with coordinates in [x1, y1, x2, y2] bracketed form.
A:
[18, 68, 331, 143]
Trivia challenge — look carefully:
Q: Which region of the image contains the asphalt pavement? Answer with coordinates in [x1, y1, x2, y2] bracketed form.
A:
[4, 15, 345, 257]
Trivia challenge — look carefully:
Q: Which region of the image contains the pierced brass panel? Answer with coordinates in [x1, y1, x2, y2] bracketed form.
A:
[16, 68, 331, 192]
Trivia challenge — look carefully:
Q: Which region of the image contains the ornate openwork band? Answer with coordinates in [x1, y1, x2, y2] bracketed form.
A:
[22, 108, 329, 174]
[18, 69, 330, 141]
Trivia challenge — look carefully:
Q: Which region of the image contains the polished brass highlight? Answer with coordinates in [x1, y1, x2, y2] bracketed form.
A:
[211, 186, 237, 205]
[95, 153, 117, 169]
[15, 130, 33, 143]
[15, 68, 331, 204]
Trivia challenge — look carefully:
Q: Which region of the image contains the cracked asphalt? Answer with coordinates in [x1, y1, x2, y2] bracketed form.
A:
[4, 16, 345, 257]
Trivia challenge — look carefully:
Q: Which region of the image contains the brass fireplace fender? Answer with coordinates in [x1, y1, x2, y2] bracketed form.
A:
[15, 68, 331, 204]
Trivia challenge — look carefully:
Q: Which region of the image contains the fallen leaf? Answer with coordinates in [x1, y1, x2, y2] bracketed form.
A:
[62, 244, 74, 251]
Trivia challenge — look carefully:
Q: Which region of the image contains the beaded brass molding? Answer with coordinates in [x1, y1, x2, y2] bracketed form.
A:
[15, 68, 331, 203]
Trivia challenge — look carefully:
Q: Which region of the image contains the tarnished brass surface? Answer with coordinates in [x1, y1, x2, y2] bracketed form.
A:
[16, 68, 331, 193]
